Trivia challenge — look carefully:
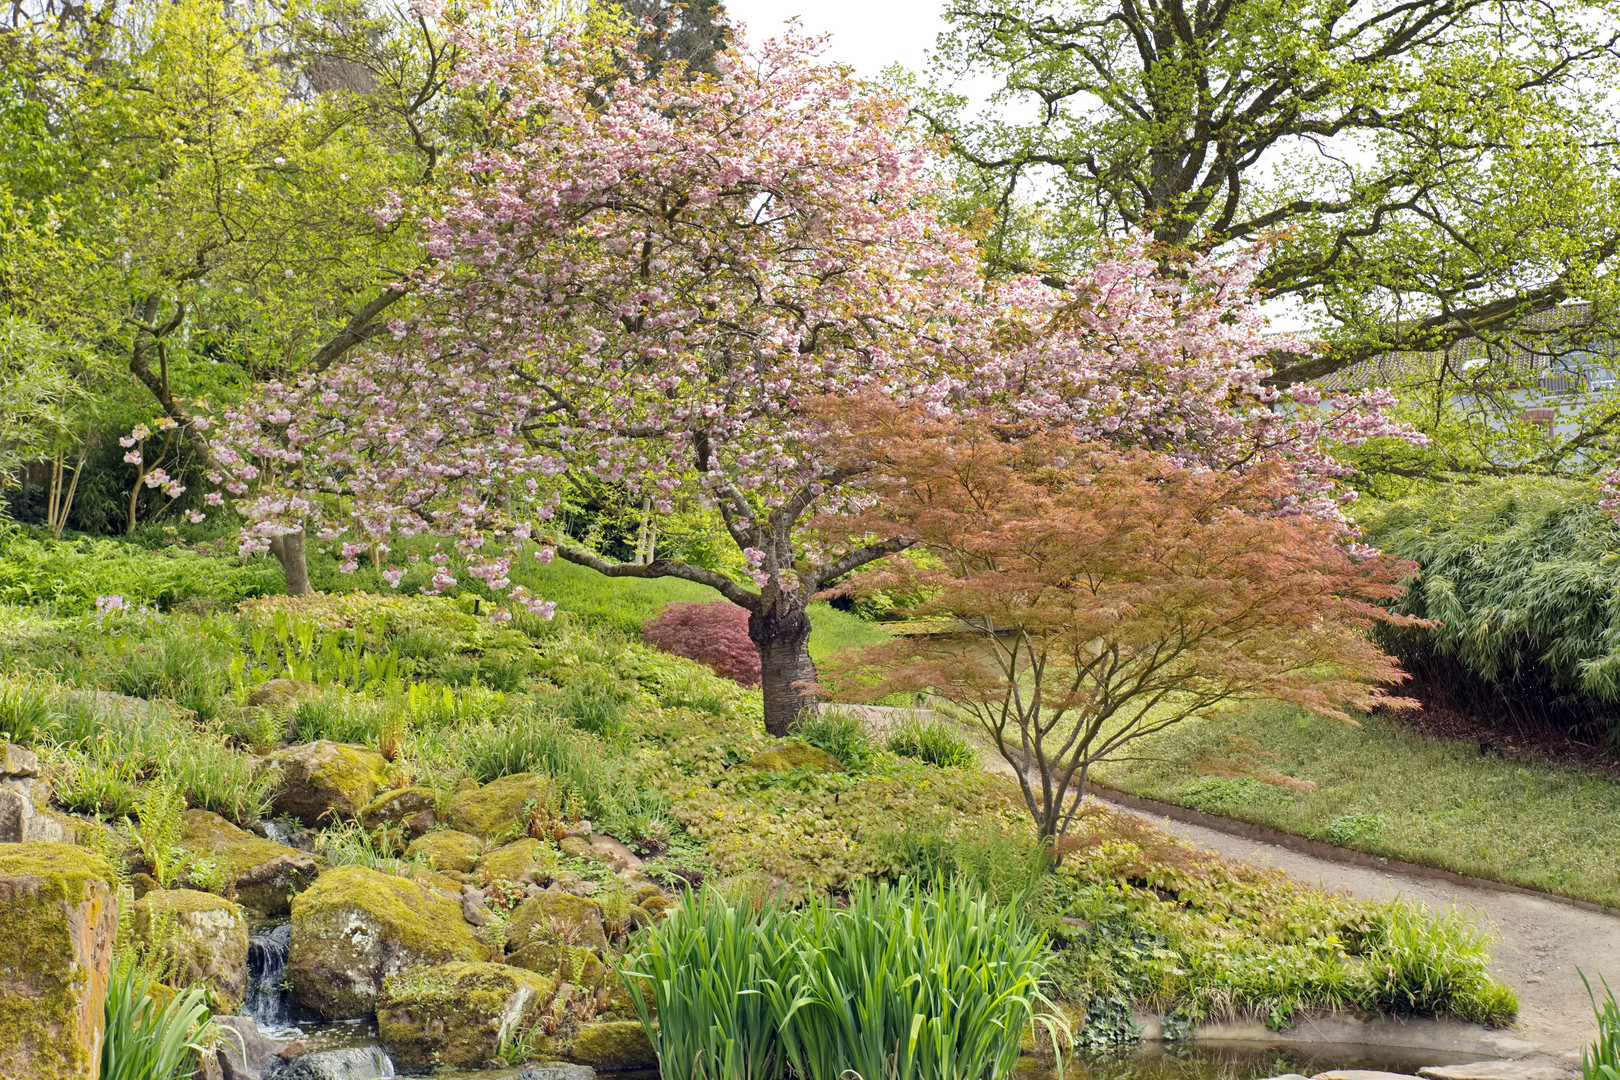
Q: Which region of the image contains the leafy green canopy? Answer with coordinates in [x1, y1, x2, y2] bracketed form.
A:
[914, 0, 1620, 394]
[1366, 478, 1620, 724]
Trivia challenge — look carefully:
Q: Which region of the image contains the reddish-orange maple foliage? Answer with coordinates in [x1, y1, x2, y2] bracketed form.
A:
[819, 418, 1421, 842]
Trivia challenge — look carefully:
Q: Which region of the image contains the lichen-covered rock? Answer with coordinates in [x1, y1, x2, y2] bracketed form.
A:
[180, 810, 320, 917]
[359, 786, 436, 835]
[475, 838, 554, 882]
[268, 741, 390, 826]
[0, 787, 30, 842]
[246, 679, 322, 708]
[507, 890, 607, 953]
[133, 888, 250, 1011]
[447, 772, 547, 838]
[568, 1020, 656, 1070]
[404, 829, 482, 873]
[0, 843, 118, 1080]
[558, 835, 593, 859]
[206, 1015, 292, 1080]
[735, 742, 843, 773]
[0, 741, 44, 803]
[288, 864, 481, 1018]
[378, 961, 554, 1071]
[521, 1066, 597, 1080]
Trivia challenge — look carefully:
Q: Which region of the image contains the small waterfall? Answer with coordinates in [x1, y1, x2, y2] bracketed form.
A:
[245, 921, 296, 1035]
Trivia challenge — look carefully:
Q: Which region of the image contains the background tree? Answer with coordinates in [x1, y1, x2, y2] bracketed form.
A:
[616, 0, 729, 78]
[822, 424, 1419, 842]
[915, 0, 1620, 404]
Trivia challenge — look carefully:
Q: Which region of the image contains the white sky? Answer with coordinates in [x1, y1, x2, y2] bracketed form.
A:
[722, 0, 945, 79]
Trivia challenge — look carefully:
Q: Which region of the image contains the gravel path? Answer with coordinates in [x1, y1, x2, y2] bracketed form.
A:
[835, 704, 1620, 1057]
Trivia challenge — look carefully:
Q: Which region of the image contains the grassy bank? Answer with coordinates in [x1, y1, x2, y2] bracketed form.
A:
[1088, 703, 1620, 907]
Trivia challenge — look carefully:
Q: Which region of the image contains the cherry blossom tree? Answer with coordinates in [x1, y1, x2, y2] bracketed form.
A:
[207, 14, 1416, 735]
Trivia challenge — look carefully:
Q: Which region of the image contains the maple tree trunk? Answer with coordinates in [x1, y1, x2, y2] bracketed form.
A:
[749, 601, 816, 736]
[270, 530, 312, 596]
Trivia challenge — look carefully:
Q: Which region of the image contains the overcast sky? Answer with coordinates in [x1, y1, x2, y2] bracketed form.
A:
[722, 0, 946, 79]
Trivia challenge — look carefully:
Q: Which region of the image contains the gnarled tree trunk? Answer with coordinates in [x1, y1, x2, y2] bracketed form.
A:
[749, 599, 816, 737]
[270, 530, 312, 596]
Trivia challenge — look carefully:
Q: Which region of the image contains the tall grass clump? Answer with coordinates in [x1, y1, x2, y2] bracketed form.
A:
[793, 710, 875, 770]
[101, 954, 215, 1080]
[1358, 902, 1517, 1024]
[623, 892, 796, 1080]
[1584, 971, 1620, 1080]
[624, 878, 1063, 1080]
[0, 674, 55, 743]
[885, 715, 977, 769]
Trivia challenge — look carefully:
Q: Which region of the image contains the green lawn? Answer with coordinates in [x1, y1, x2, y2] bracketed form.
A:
[1088, 702, 1620, 908]
[510, 558, 889, 661]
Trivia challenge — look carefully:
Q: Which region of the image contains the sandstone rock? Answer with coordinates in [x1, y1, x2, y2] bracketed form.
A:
[734, 742, 843, 774]
[378, 961, 554, 1071]
[507, 890, 608, 954]
[447, 772, 548, 838]
[0, 741, 39, 778]
[1418, 1063, 1574, 1080]
[133, 888, 250, 1011]
[0, 842, 118, 1080]
[476, 838, 555, 882]
[0, 786, 30, 842]
[247, 679, 323, 709]
[404, 829, 482, 873]
[208, 1015, 294, 1080]
[268, 741, 390, 825]
[568, 1020, 656, 1070]
[180, 810, 320, 917]
[586, 833, 642, 870]
[288, 864, 481, 1018]
[359, 787, 436, 836]
[263, 1046, 394, 1079]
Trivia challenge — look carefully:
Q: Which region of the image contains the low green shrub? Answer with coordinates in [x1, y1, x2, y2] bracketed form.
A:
[1322, 811, 1389, 846]
[885, 715, 976, 769]
[625, 879, 1063, 1080]
[1359, 902, 1517, 1024]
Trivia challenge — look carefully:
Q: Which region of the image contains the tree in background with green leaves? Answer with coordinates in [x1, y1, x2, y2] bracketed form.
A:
[914, 0, 1620, 481]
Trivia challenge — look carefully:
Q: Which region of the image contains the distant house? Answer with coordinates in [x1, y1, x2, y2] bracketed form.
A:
[1316, 302, 1620, 455]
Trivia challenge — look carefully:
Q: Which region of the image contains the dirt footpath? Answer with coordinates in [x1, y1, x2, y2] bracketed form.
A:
[834, 704, 1619, 1058]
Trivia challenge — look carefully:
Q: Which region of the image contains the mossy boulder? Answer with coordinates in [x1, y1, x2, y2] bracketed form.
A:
[288, 864, 482, 1018]
[404, 829, 482, 873]
[179, 809, 320, 917]
[568, 1020, 656, 1070]
[360, 786, 436, 836]
[268, 741, 390, 825]
[0, 843, 118, 1080]
[246, 678, 322, 708]
[476, 838, 555, 882]
[447, 772, 548, 838]
[378, 961, 554, 1071]
[734, 742, 843, 774]
[507, 890, 607, 953]
[132, 888, 249, 1011]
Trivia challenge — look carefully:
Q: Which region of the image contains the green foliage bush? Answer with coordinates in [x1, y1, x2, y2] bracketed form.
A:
[792, 710, 875, 771]
[885, 715, 977, 769]
[1366, 478, 1620, 733]
[0, 526, 280, 614]
[625, 879, 1062, 1080]
[1360, 903, 1516, 1023]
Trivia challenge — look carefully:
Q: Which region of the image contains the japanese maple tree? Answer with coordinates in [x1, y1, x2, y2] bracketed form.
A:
[208, 13, 1414, 735]
[820, 420, 1420, 842]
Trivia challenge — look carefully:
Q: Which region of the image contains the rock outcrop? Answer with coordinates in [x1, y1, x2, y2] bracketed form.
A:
[267, 741, 390, 825]
[288, 864, 482, 1018]
[377, 961, 554, 1071]
[447, 772, 547, 838]
[179, 810, 320, 917]
[133, 888, 250, 1011]
[359, 786, 436, 836]
[475, 838, 555, 882]
[0, 843, 118, 1080]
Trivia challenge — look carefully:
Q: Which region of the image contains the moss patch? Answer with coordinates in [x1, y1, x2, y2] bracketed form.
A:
[507, 890, 606, 953]
[268, 740, 390, 825]
[288, 864, 482, 1019]
[378, 961, 553, 1071]
[179, 809, 319, 917]
[447, 772, 548, 838]
[476, 838, 555, 883]
[404, 829, 482, 873]
[735, 742, 842, 774]
[568, 1019, 656, 1070]
[133, 888, 249, 1012]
